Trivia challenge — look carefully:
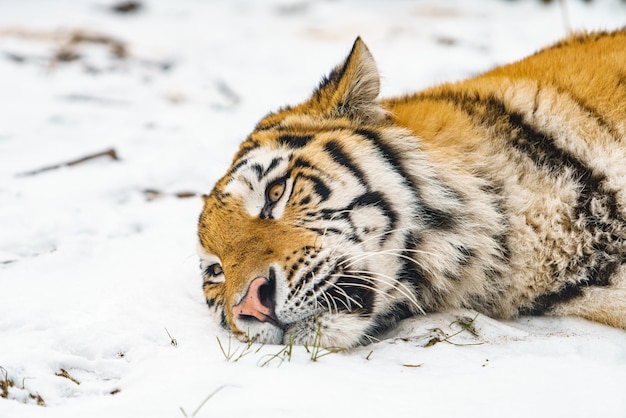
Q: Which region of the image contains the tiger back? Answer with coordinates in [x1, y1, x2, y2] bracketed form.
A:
[198, 29, 626, 348]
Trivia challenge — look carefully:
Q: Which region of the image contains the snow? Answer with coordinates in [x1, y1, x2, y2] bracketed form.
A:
[1, 0, 626, 417]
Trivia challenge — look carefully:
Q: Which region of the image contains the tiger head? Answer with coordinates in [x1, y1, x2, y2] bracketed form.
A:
[198, 38, 425, 348]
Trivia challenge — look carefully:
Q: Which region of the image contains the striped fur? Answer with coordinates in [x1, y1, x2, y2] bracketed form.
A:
[198, 30, 626, 348]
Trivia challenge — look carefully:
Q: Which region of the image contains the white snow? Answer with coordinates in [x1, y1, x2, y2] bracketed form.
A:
[1, 0, 626, 417]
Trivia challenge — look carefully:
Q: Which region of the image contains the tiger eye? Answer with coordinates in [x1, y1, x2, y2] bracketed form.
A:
[206, 263, 223, 277]
[267, 181, 286, 203]
[212, 263, 223, 276]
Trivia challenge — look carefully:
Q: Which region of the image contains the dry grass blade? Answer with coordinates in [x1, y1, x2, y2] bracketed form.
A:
[216, 333, 262, 363]
[179, 385, 229, 417]
[305, 317, 344, 362]
[165, 328, 178, 347]
[258, 335, 294, 367]
[1, 366, 12, 398]
[425, 313, 482, 347]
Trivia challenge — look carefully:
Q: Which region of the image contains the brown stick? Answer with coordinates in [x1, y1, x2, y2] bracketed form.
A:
[18, 148, 119, 177]
[143, 189, 199, 201]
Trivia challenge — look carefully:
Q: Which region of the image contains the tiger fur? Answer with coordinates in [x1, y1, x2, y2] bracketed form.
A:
[197, 29, 626, 348]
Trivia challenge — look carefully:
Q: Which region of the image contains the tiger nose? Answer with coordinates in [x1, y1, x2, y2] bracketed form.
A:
[232, 276, 277, 324]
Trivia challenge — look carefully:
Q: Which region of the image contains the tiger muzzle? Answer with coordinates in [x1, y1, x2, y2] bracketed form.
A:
[232, 268, 284, 329]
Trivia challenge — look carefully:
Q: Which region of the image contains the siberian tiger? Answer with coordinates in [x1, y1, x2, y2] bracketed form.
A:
[197, 29, 626, 348]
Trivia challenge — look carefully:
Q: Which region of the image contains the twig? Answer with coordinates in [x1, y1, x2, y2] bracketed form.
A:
[180, 386, 229, 417]
[54, 30, 128, 62]
[18, 148, 119, 177]
[110, 1, 143, 14]
[55, 368, 80, 385]
[143, 189, 199, 201]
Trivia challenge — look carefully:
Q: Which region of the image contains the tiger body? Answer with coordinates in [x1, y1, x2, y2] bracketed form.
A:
[198, 30, 626, 348]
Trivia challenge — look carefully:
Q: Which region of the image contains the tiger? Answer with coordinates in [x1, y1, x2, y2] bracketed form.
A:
[197, 29, 626, 349]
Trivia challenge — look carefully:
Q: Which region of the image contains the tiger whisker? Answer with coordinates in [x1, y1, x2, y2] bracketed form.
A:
[325, 281, 364, 311]
[338, 270, 425, 315]
[337, 248, 439, 280]
[328, 290, 355, 312]
[318, 286, 338, 316]
[332, 280, 397, 310]
[338, 248, 437, 267]
[333, 275, 395, 304]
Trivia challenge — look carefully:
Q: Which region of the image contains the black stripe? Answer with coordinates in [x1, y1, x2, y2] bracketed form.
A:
[520, 284, 584, 316]
[225, 159, 249, 180]
[396, 232, 441, 311]
[277, 134, 314, 149]
[323, 140, 369, 187]
[349, 191, 397, 231]
[263, 157, 282, 177]
[422, 205, 455, 230]
[520, 264, 616, 316]
[293, 157, 314, 170]
[250, 163, 263, 180]
[355, 129, 403, 172]
[298, 174, 331, 201]
[229, 157, 284, 183]
[292, 158, 332, 200]
[362, 301, 413, 343]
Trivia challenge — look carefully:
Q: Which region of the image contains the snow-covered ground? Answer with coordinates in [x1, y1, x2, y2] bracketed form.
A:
[1, 0, 626, 417]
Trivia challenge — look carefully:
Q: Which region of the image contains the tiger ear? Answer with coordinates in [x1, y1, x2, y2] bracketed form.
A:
[310, 37, 386, 123]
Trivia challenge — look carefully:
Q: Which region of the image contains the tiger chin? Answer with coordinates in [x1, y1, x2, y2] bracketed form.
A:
[198, 29, 626, 349]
